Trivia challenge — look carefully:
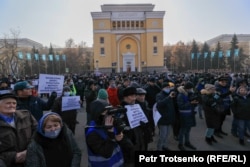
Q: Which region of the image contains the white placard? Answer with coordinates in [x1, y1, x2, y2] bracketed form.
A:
[61, 96, 81, 111]
[32, 79, 39, 86]
[125, 104, 148, 129]
[38, 74, 64, 94]
[153, 103, 161, 126]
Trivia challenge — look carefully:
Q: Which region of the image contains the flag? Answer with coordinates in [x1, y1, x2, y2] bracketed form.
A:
[219, 51, 223, 58]
[55, 55, 60, 61]
[34, 53, 39, 60]
[26, 53, 31, 60]
[49, 54, 53, 61]
[234, 49, 239, 56]
[42, 54, 46, 61]
[18, 52, 23, 59]
[226, 50, 231, 57]
[62, 54, 66, 61]
[211, 52, 215, 58]
[204, 52, 208, 58]
[197, 53, 200, 59]
[191, 53, 194, 59]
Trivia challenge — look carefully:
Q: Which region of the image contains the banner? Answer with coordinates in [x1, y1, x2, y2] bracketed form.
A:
[211, 52, 215, 58]
[226, 50, 231, 57]
[125, 104, 148, 129]
[18, 52, 23, 59]
[191, 53, 194, 59]
[61, 96, 81, 111]
[49, 54, 53, 61]
[204, 52, 208, 58]
[42, 54, 46, 61]
[34, 53, 39, 60]
[234, 49, 239, 56]
[62, 54, 66, 61]
[26, 53, 31, 60]
[55, 55, 60, 61]
[218, 51, 223, 58]
[197, 53, 200, 59]
[37, 74, 64, 94]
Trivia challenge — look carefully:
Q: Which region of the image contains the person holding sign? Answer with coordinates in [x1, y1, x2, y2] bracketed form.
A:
[52, 86, 82, 134]
[14, 81, 57, 121]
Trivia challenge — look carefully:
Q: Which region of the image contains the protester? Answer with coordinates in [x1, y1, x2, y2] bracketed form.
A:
[0, 92, 37, 167]
[14, 81, 57, 121]
[25, 112, 81, 167]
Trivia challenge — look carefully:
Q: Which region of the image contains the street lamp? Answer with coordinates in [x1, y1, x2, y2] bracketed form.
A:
[164, 57, 167, 69]
[96, 60, 99, 71]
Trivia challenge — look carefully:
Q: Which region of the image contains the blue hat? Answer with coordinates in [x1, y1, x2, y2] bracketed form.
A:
[37, 112, 62, 137]
[14, 81, 34, 91]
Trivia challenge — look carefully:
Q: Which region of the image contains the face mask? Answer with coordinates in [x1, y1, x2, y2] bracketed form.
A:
[44, 128, 61, 139]
[164, 89, 170, 94]
[64, 92, 71, 96]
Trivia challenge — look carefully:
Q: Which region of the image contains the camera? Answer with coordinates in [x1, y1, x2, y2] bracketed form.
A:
[105, 106, 127, 134]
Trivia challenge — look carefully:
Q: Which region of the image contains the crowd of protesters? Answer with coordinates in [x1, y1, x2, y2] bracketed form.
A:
[0, 71, 250, 166]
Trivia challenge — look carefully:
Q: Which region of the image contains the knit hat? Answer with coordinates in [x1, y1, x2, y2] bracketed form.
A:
[184, 82, 194, 89]
[97, 89, 108, 100]
[205, 84, 216, 90]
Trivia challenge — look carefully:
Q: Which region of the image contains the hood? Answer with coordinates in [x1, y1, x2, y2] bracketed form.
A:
[177, 86, 188, 96]
[90, 100, 109, 123]
[37, 112, 62, 137]
[200, 89, 213, 95]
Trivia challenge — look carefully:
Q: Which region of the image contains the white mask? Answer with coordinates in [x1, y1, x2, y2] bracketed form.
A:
[64, 92, 71, 96]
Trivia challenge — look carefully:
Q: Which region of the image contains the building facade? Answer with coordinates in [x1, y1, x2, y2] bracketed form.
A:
[91, 4, 165, 73]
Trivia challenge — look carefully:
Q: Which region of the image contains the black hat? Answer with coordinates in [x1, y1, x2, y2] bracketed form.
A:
[218, 76, 228, 81]
[0, 92, 17, 101]
[184, 82, 194, 89]
[90, 100, 109, 122]
[148, 77, 156, 82]
[123, 87, 137, 97]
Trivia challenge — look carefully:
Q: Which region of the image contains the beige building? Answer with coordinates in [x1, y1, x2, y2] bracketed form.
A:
[91, 4, 165, 73]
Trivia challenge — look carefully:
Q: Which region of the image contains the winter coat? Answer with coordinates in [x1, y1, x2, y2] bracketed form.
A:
[52, 96, 77, 134]
[200, 89, 221, 129]
[176, 86, 196, 128]
[0, 110, 37, 167]
[107, 87, 120, 107]
[145, 85, 161, 108]
[25, 125, 81, 167]
[16, 94, 57, 121]
[84, 88, 97, 113]
[155, 90, 176, 125]
[231, 94, 250, 120]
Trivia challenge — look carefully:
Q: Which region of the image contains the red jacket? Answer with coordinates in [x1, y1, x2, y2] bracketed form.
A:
[107, 87, 120, 107]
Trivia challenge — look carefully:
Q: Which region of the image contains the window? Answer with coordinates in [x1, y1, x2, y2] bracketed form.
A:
[100, 37, 104, 44]
[140, 21, 144, 28]
[153, 36, 157, 43]
[122, 21, 125, 28]
[112, 21, 116, 28]
[127, 21, 130, 27]
[153, 47, 158, 54]
[100, 47, 105, 55]
[136, 21, 139, 28]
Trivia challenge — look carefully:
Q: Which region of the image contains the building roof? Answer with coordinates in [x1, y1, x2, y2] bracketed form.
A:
[0, 38, 43, 49]
[206, 34, 250, 45]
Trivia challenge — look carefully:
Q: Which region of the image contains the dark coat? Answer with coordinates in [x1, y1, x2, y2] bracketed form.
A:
[52, 96, 78, 134]
[25, 125, 81, 167]
[0, 110, 37, 167]
[145, 84, 161, 108]
[16, 95, 56, 121]
[155, 90, 176, 125]
[231, 94, 250, 120]
[201, 89, 221, 129]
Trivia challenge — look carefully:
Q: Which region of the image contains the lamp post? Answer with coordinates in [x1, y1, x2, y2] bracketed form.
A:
[164, 57, 167, 69]
[96, 60, 99, 71]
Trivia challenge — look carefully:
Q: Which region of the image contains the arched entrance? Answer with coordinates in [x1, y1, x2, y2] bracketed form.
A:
[122, 52, 135, 72]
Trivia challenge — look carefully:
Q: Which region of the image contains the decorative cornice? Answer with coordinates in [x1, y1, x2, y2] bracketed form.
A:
[145, 11, 165, 18]
[101, 4, 155, 12]
[91, 12, 111, 19]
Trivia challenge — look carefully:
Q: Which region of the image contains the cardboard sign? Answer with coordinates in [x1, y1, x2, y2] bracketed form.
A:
[125, 104, 148, 129]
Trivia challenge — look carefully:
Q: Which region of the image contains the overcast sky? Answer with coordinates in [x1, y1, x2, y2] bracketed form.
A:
[0, 0, 249, 47]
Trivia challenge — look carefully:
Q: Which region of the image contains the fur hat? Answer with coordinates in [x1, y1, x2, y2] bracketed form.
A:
[123, 87, 137, 97]
[205, 84, 215, 90]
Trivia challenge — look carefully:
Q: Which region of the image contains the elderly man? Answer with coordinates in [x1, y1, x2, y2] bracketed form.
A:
[0, 92, 37, 167]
